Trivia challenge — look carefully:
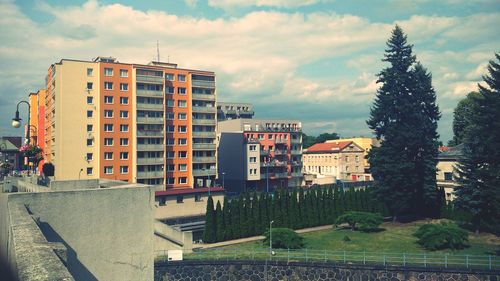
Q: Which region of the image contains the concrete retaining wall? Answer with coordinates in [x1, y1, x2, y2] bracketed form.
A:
[154, 221, 193, 254]
[154, 260, 500, 281]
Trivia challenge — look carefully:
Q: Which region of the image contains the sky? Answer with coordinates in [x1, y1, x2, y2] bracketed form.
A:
[0, 0, 499, 143]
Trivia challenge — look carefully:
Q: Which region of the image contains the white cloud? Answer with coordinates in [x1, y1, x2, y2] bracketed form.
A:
[184, 0, 198, 8]
[208, 0, 320, 9]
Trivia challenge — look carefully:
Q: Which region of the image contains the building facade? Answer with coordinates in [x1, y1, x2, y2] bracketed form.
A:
[325, 137, 378, 180]
[217, 102, 254, 121]
[436, 144, 464, 201]
[31, 57, 217, 190]
[218, 119, 302, 194]
[302, 141, 367, 183]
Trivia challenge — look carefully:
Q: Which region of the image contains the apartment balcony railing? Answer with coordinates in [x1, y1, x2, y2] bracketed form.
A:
[136, 89, 163, 97]
[137, 144, 164, 151]
[136, 75, 164, 84]
[261, 161, 288, 167]
[291, 138, 302, 144]
[136, 171, 164, 179]
[274, 139, 287, 144]
[192, 131, 216, 138]
[137, 158, 164, 165]
[137, 117, 164, 124]
[291, 172, 302, 177]
[192, 143, 216, 151]
[193, 169, 217, 177]
[192, 156, 217, 164]
[192, 80, 215, 89]
[292, 161, 302, 166]
[192, 106, 216, 114]
[137, 130, 164, 137]
[137, 103, 164, 110]
[260, 150, 268, 155]
[261, 172, 288, 179]
[192, 93, 215, 101]
[291, 149, 302, 155]
[274, 149, 287, 155]
[192, 119, 216, 126]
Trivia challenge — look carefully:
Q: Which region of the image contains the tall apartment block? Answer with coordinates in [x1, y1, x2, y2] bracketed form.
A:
[32, 57, 217, 190]
[218, 119, 303, 194]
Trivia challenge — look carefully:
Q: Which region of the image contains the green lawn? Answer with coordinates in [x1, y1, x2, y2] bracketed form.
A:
[217, 220, 499, 256]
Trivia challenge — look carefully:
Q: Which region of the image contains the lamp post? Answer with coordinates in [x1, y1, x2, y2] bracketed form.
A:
[221, 172, 225, 188]
[203, 168, 211, 196]
[12, 101, 31, 145]
[269, 220, 274, 259]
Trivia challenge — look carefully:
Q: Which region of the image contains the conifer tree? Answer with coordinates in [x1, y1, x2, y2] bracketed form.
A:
[251, 192, 260, 236]
[215, 201, 224, 242]
[203, 196, 216, 243]
[260, 193, 269, 233]
[231, 197, 241, 238]
[367, 25, 440, 220]
[223, 198, 232, 240]
[298, 188, 306, 228]
[240, 194, 249, 237]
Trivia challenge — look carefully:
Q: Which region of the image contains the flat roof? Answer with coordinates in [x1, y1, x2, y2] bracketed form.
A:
[155, 187, 225, 196]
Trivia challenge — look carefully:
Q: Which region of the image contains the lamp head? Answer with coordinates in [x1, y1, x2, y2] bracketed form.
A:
[12, 110, 22, 128]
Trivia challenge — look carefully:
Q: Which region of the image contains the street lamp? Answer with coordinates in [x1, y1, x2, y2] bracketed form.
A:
[221, 172, 226, 188]
[269, 220, 274, 259]
[12, 101, 31, 145]
[203, 168, 211, 196]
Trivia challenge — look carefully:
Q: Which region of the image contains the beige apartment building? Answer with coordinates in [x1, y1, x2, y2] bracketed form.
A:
[302, 141, 369, 184]
[436, 144, 464, 201]
[326, 137, 378, 178]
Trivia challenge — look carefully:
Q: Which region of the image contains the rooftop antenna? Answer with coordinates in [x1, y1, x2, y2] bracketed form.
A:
[156, 40, 160, 62]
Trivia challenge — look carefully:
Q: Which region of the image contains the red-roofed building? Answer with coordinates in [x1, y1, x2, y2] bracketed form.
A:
[302, 141, 370, 184]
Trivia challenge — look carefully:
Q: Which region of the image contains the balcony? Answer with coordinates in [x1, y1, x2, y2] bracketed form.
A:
[291, 138, 302, 144]
[192, 93, 215, 101]
[291, 172, 302, 177]
[275, 139, 287, 144]
[136, 89, 163, 97]
[274, 149, 287, 155]
[137, 117, 164, 124]
[137, 158, 164, 165]
[192, 79, 215, 89]
[136, 171, 164, 179]
[192, 106, 216, 113]
[192, 131, 216, 138]
[291, 161, 302, 166]
[192, 119, 216, 126]
[136, 75, 164, 84]
[137, 144, 164, 151]
[192, 156, 216, 163]
[193, 169, 217, 177]
[137, 130, 164, 137]
[260, 150, 269, 156]
[192, 143, 216, 150]
[261, 172, 288, 179]
[291, 149, 302, 155]
[261, 161, 288, 167]
[137, 103, 163, 110]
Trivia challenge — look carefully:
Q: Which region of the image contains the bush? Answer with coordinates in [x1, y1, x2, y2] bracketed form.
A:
[335, 211, 383, 232]
[413, 223, 469, 250]
[342, 235, 351, 242]
[263, 228, 304, 249]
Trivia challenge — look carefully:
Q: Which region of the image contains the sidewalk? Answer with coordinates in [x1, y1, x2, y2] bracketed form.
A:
[195, 224, 334, 249]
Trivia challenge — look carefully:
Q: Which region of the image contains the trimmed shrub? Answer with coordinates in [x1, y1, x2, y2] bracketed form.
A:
[42, 162, 55, 177]
[263, 228, 304, 249]
[413, 223, 469, 250]
[342, 235, 351, 242]
[335, 211, 383, 232]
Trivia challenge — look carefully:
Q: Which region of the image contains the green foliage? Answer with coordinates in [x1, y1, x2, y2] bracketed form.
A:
[449, 91, 480, 146]
[203, 196, 216, 243]
[342, 235, 351, 242]
[302, 132, 340, 148]
[42, 162, 55, 177]
[215, 201, 224, 242]
[335, 211, 383, 232]
[263, 228, 304, 249]
[454, 53, 500, 235]
[367, 25, 441, 219]
[413, 223, 469, 250]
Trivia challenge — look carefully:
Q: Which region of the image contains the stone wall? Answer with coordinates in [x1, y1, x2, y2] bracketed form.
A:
[154, 260, 500, 281]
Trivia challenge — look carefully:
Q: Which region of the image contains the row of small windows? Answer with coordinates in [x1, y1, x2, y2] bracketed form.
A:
[103, 110, 129, 118]
[104, 96, 129, 104]
[166, 126, 188, 133]
[88, 68, 188, 83]
[84, 165, 128, 176]
[165, 138, 188, 145]
[166, 177, 188, 185]
[304, 155, 360, 162]
[86, 138, 129, 146]
[246, 133, 288, 141]
[166, 164, 188, 172]
[158, 194, 203, 206]
[165, 73, 187, 82]
[103, 124, 129, 132]
[166, 151, 188, 158]
[102, 152, 129, 160]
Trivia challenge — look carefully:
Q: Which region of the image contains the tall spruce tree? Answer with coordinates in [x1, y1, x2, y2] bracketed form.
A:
[215, 201, 224, 242]
[367, 25, 440, 220]
[223, 198, 232, 240]
[455, 54, 500, 234]
[203, 196, 216, 243]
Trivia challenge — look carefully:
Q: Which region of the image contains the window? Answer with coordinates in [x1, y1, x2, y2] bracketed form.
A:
[104, 68, 113, 76]
[120, 111, 129, 118]
[178, 100, 187, 107]
[166, 138, 175, 146]
[179, 151, 187, 158]
[104, 82, 113, 90]
[167, 178, 175, 184]
[250, 169, 255, 175]
[355, 155, 360, 162]
[179, 177, 187, 184]
[104, 152, 113, 160]
[87, 82, 93, 90]
[178, 113, 187, 120]
[120, 166, 129, 174]
[86, 139, 93, 146]
[178, 164, 187, 171]
[167, 164, 175, 171]
[178, 87, 186, 94]
[268, 134, 273, 139]
[87, 68, 93, 76]
[258, 134, 264, 140]
[104, 124, 113, 132]
[178, 138, 187, 145]
[178, 74, 186, 82]
[120, 152, 129, 160]
[166, 125, 175, 132]
[166, 113, 175, 120]
[104, 166, 113, 174]
[104, 138, 113, 146]
[195, 194, 202, 202]
[87, 96, 93, 104]
[167, 100, 174, 107]
[178, 126, 187, 133]
[120, 97, 128, 104]
[165, 73, 174, 81]
[249, 145, 256, 151]
[444, 172, 453, 181]
[87, 110, 93, 118]
[249, 157, 257, 163]
[104, 110, 113, 118]
[120, 83, 128, 91]
[166, 87, 174, 94]
[120, 124, 129, 132]
[86, 167, 93, 175]
[86, 153, 93, 161]
[120, 69, 128, 77]
[105, 96, 113, 104]
[167, 151, 175, 158]
[158, 197, 166, 206]
[87, 124, 93, 132]
[120, 138, 128, 146]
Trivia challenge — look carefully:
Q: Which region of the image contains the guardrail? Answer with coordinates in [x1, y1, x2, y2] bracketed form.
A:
[157, 249, 499, 270]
